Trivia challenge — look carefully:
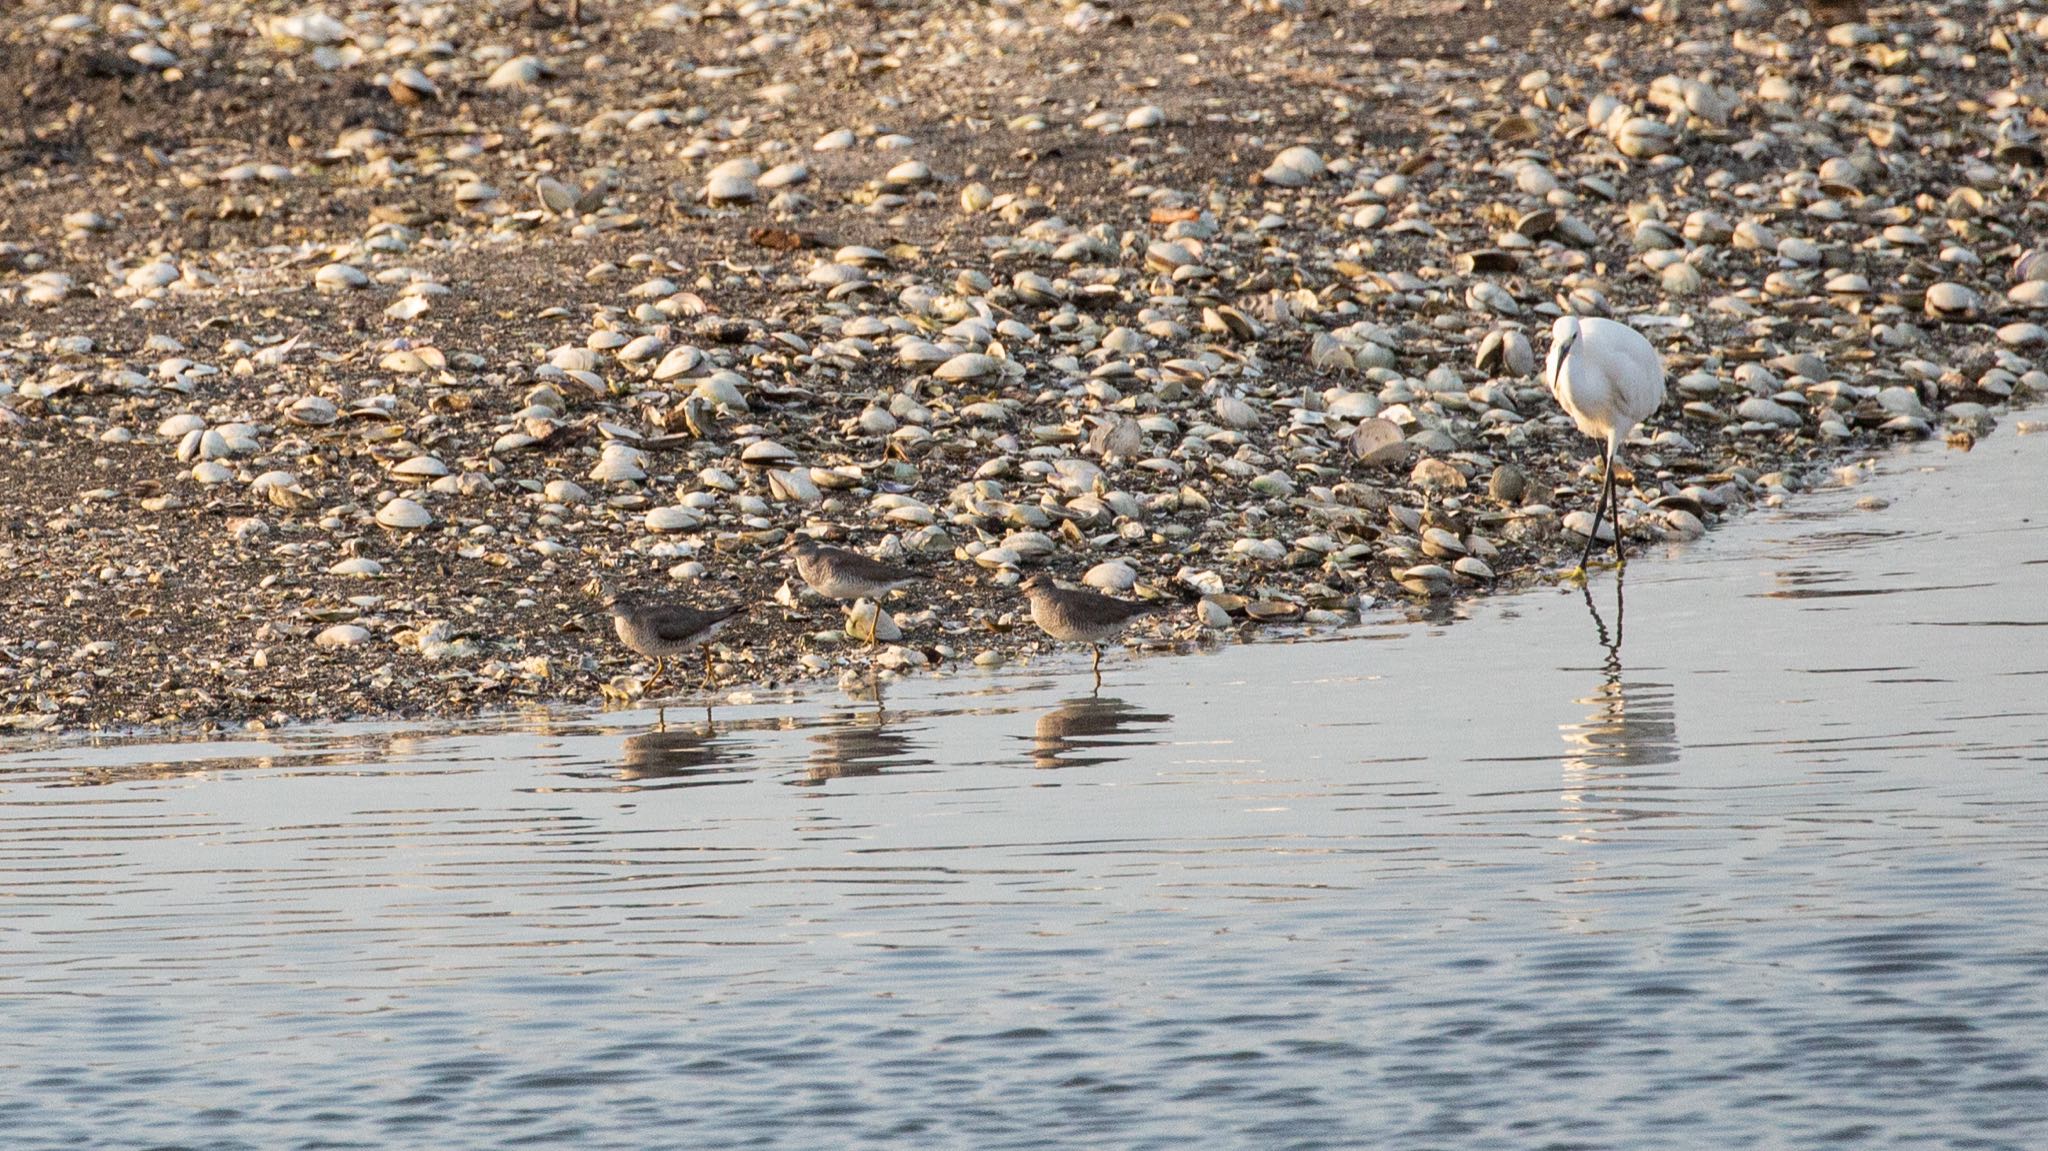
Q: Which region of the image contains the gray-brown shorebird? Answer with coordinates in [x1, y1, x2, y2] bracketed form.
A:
[604, 592, 744, 690]
[789, 538, 919, 644]
[1019, 573, 1160, 683]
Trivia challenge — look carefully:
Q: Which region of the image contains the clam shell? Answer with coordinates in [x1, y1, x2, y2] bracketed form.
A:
[374, 497, 433, 529]
[740, 440, 797, 467]
[1350, 418, 1409, 466]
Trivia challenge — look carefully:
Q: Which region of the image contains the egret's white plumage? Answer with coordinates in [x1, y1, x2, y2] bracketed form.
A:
[1546, 315, 1666, 568]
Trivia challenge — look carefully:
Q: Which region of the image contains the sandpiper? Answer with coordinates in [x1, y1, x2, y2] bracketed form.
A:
[1018, 573, 1160, 683]
[789, 538, 920, 644]
[603, 592, 745, 691]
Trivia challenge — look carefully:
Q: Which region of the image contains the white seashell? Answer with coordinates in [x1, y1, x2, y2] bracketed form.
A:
[314, 263, 368, 291]
[645, 505, 705, 533]
[1214, 395, 1260, 429]
[125, 261, 180, 291]
[390, 455, 448, 478]
[374, 497, 433, 529]
[766, 469, 821, 505]
[1998, 322, 2048, 349]
[330, 557, 383, 578]
[177, 428, 229, 461]
[534, 176, 577, 214]
[807, 263, 866, 287]
[693, 371, 750, 411]
[1232, 537, 1287, 563]
[1661, 262, 1703, 296]
[844, 602, 902, 643]
[1351, 418, 1408, 465]
[1613, 117, 1676, 158]
[1737, 397, 1803, 428]
[386, 296, 431, 321]
[389, 67, 437, 101]
[1561, 512, 1615, 542]
[934, 353, 1001, 381]
[740, 440, 797, 467]
[1262, 145, 1324, 187]
[700, 172, 758, 207]
[158, 413, 206, 438]
[1453, 557, 1496, 581]
[484, 55, 546, 90]
[1924, 281, 1981, 319]
[885, 160, 932, 186]
[2007, 282, 2048, 311]
[653, 344, 706, 380]
[315, 624, 372, 649]
[24, 272, 75, 305]
[271, 12, 348, 46]
[379, 349, 429, 374]
[589, 444, 648, 483]
[759, 161, 810, 189]
[1084, 561, 1139, 592]
[250, 470, 315, 509]
[617, 334, 665, 363]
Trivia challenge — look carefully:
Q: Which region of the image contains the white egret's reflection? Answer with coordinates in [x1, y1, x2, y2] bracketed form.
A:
[1559, 572, 1679, 843]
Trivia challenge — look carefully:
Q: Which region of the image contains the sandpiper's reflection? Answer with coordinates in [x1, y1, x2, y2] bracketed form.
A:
[1560, 574, 1680, 838]
[618, 721, 736, 782]
[802, 712, 930, 783]
[1029, 695, 1172, 769]
[799, 677, 933, 784]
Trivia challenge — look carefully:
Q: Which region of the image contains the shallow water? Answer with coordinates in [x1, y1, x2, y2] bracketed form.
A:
[6, 422, 2048, 1150]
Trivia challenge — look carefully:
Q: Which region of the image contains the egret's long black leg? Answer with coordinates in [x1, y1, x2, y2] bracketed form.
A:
[1578, 448, 1614, 571]
[1609, 448, 1627, 568]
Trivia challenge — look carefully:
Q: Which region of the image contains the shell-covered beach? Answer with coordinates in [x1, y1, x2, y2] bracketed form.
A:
[1, 0, 2042, 731]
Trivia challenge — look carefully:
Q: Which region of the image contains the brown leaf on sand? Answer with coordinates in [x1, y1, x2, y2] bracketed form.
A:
[748, 226, 823, 251]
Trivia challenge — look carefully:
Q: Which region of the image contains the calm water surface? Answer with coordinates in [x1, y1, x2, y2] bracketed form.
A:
[5, 423, 2048, 1150]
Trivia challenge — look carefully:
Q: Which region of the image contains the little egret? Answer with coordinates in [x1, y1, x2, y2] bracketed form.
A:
[1545, 315, 1666, 571]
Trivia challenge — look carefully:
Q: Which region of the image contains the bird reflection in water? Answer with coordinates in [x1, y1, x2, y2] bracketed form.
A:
[1029, 695, 1172, 770]
[799, 675, 933, 785]
[617, 716, 739, 784]
[1559, 572, 1680, 841]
